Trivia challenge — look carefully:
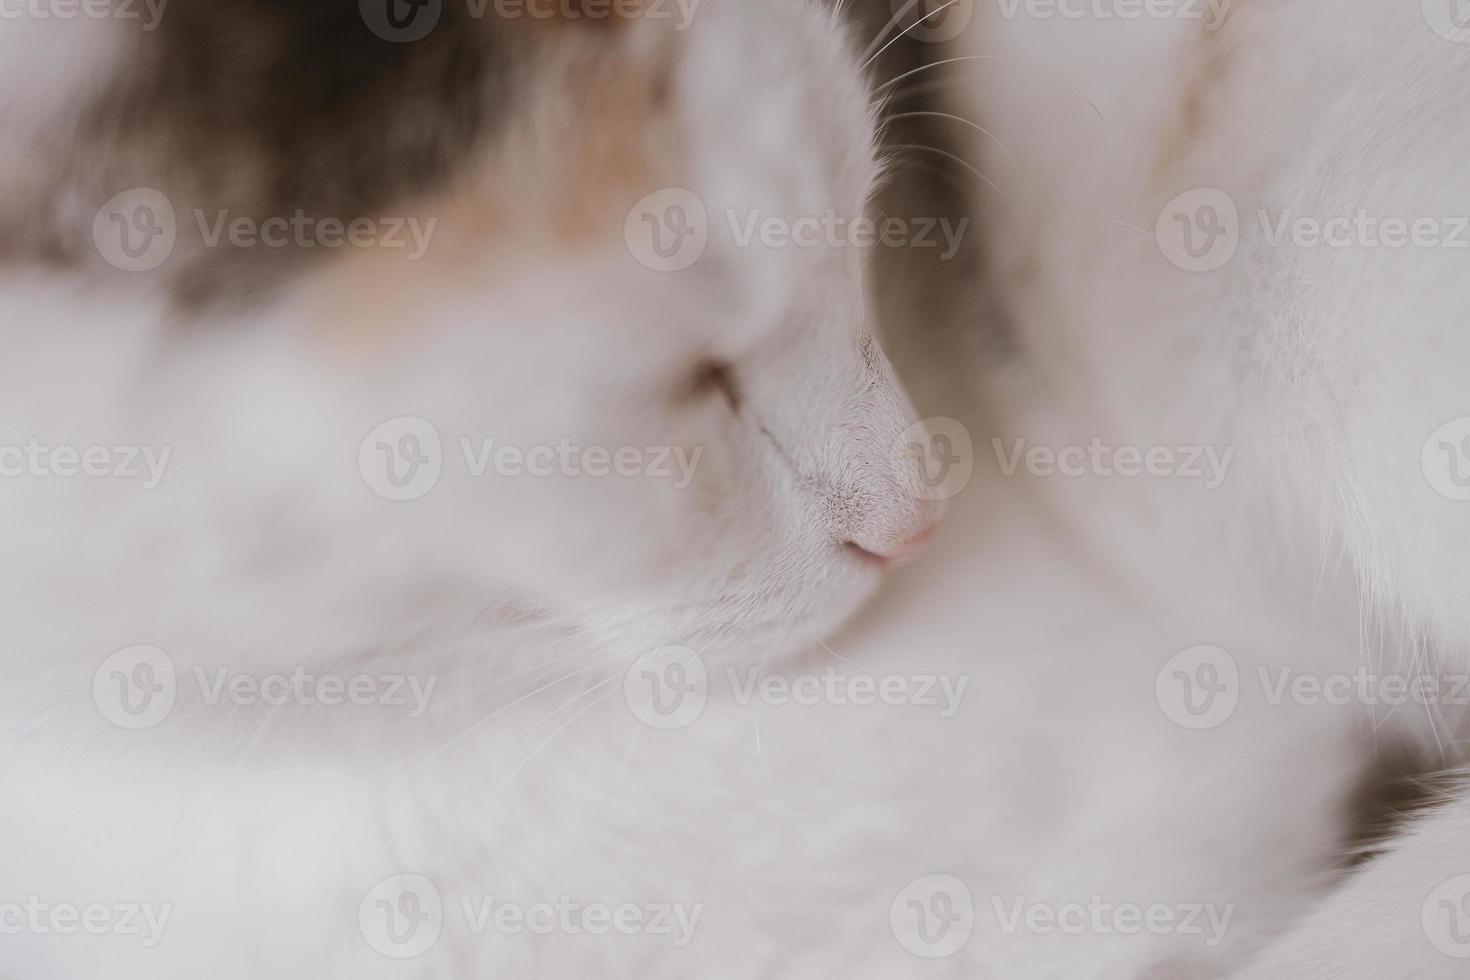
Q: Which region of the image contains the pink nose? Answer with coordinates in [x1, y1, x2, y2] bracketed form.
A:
[845, 524, 938, 571]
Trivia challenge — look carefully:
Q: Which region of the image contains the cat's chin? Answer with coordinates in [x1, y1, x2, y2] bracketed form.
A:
[679, 564, 886, 668]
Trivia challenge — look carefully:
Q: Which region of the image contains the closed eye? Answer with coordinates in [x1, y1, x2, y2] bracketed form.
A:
[689, 359, 742, 412]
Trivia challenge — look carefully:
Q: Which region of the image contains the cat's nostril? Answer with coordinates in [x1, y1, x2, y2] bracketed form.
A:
[844, 524, 938, 571]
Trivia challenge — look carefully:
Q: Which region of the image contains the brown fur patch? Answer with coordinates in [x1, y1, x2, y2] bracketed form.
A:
[308, 30, 681, 355]
[1147, 19, 1242, 194]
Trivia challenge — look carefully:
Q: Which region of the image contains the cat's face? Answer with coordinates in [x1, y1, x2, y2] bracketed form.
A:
[1, 0, 942, 662]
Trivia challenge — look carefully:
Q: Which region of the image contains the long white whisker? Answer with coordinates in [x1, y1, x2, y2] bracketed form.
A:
[860, 0, 924, 65]
[819, 638, 862, 668]
[873, 54, 1006, 96]
[884, 109, 1018, 170]
[889, 142, 1002, 193]
[862, 1, 965, 73]
[412, 653, 620, 770]
[488, 676, 624, 797]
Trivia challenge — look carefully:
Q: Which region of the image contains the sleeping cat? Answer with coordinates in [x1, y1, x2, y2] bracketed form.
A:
[0, 0, 1450, 977]
[0, 2, 1047, 977]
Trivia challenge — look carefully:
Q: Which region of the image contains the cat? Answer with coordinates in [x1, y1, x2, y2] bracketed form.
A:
[0, 0, 1443, 977]
[0, 2, 974, 976]
[939, 0, 1470, 974]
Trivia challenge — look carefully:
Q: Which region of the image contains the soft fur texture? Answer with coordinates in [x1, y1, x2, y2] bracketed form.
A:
[4, 1, 1468, 977]
[947, 0, 1470, 974]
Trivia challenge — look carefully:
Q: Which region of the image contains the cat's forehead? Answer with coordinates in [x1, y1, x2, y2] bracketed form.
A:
[3, 0, 875, 329]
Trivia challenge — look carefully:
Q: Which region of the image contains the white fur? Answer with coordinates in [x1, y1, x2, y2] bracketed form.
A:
[8, 0, 1468, 976]
[947, 0, 1470, 972]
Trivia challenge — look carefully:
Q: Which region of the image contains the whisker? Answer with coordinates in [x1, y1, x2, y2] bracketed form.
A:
[883, 109, 1018, 170]
[819, 638, 863, 668]
[871, 53, 1107, 128]
[411, 652, 621, 770]
[1104, 217, 1168, 247]
[886, 141, 1002, 193]
[885, 155, 975, 198]
[488, 677, 624, 798]
[881, 78, 964, 108]
[860, 0, 924, 66]
[872, 54, 1007, 97]
[862, 1, 966, 73]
